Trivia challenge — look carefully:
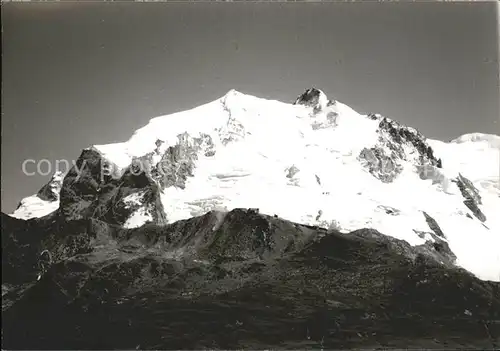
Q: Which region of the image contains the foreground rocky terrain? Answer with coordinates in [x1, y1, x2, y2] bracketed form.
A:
[2, 209, 500, 349]
[10, 88, 500, 281]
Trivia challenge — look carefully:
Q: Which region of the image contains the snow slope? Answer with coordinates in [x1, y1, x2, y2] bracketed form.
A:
[10, 89, 500, 281]
[10, 196, 60, 220]
[11, 171, 64, 220]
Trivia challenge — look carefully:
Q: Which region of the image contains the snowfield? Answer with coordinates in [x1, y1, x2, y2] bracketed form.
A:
[10, 89, 500, 281]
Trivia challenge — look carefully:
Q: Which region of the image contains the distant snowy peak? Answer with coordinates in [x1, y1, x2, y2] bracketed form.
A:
[11, 171, 64, 220]
[451, 133, 500, 149]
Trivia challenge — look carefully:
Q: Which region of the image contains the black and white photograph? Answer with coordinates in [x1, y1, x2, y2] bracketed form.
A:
[2, 1, 500, 349]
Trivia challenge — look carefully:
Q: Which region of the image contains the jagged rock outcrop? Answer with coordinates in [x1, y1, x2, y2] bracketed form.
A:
[59, 148, 107, 220]
[1, 213, 115, 286]
[367, 113, 383, 121]
[422, 211, 445, 238]
[2, 208, 499, 349]
[58, 148, 167, 227]
[350, 227, 456, 268]
[22, 129, 215, 226]
[358, 117, 440, 183]
[378, 118, 439, 167]
[453, 173, 487, 222]
[358, 147, 403, 183]
[150, 132, 214, 189]
[11, 171, 65, 219]
[311, 111, 339, 130]
[419, 236, 456, 266]
[294, 88, 335, 110]
[408, 212, 457, 267]
[91, 171, 167, 228]
[219, 92, 247, 145]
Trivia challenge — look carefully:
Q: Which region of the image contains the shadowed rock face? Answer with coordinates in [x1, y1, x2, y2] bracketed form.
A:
[4, 88, 500, 349]
[367, 113, 383, 121]
[358, 117, 440, 183]
[359, 147, 403, 183]
[294, 87, 324, 107]
[93, 177, 167, 227]
[55, 131, 216, 226]
[2, 209, 500, 350]
[36, 171, 64, 202]
[151, 132, 214, 189]
[59, 148, 105, 220]
[422, 211, 446, 238]
[294, 88, 336, 111]
[453, 173, 487, 222]
[58, 148, 167, 227]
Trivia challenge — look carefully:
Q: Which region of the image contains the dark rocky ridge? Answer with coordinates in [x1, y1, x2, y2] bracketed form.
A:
[48, 89, 446, 228]
[151, 132, 215, 189]
[378, 117, 440, 167]
[422, 211, 446, 238]
[358, 116, 441, 183]
[2, 209, 500, 349]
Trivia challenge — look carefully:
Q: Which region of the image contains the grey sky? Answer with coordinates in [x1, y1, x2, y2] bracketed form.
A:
[2, 2, 499, 213]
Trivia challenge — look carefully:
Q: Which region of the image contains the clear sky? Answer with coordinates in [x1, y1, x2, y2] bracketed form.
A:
[2, 2, 499, 213]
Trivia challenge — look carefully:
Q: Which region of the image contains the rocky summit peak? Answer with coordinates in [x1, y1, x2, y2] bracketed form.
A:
[36, 171, 64, 202]
[6, 89, 500, 282]
[294, 87, 333, 110]
[224, 88, 242, 96]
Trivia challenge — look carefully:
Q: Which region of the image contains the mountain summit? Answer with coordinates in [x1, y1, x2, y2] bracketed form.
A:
[9, 88, 500, 281]
[12, 170, 64, 219]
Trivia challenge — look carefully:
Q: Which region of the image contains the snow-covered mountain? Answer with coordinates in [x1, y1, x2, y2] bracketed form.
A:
[9, 88, 500, 281]
[11, 171, 64, 220]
